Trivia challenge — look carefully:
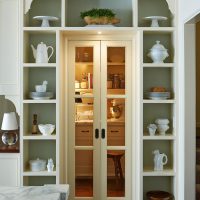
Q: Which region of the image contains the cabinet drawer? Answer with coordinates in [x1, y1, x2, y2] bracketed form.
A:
[75, 125, 93, 146]
[107, 125, 125, 146]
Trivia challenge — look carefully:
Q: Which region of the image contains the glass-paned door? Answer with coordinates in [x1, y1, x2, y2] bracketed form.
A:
[68, 41, 101, 199]
[68, 40, 132, 200]
[101, 41, 132, 199]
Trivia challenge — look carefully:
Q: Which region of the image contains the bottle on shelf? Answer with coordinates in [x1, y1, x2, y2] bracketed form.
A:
[32, 114, 38, 135]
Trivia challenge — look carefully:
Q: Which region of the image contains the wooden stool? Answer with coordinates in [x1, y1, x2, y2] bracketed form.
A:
[107, 152, 124, 183]
[146, 191, 174, 200]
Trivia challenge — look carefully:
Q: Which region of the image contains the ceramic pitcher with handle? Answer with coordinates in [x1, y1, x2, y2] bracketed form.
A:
[153, 149, 168, 171]
[31, 42, 54, 63]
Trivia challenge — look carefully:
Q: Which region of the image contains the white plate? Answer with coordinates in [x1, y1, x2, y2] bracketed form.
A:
[148, 97, 169, 100]
[144, 16, 168, 27]
[33, 16, 59, 27]
[144, 16, 168, 20]
[31, 97, 51, 100]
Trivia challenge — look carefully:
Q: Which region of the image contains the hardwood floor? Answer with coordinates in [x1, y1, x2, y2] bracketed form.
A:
[75, 177, 125, 197]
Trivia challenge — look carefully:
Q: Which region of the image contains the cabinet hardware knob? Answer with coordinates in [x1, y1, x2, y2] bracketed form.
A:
[101, 129, 105, 139]
[95, 129, 99, 139]
[81, 130, 89, 133]
[111, 130, 119, 133]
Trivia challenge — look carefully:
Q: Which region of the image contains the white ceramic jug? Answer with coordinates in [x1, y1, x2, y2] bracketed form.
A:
[153, 149, 168, 171]
[31, 42, 54, 63]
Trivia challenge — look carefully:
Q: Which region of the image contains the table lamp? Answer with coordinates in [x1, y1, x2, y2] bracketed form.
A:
[1, 112, 18, 146]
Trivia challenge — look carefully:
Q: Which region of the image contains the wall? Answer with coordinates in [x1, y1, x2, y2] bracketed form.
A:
[179, 1, 200, 200]
[0, 0, 20, 113]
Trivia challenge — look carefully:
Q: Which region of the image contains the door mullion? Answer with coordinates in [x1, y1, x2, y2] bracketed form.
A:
[100, 41, 108, 200]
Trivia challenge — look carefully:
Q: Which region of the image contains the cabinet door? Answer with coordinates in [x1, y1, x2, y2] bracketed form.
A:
[101, 41, 132, 199]
[68, 41, 101, 199]
[0, 154, 20, 186]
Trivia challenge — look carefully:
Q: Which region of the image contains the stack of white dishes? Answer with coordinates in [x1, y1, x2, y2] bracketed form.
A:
[147, 92, 170, 100]
[29, 92, 53, 100]
[155, 118, 169, 135]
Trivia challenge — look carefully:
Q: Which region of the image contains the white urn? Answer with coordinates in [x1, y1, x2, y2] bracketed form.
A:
[148, 41, 169, 63]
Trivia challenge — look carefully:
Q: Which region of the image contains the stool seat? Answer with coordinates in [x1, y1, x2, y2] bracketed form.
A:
[146, 191, 174, 200]
[107, 152, 124, 184]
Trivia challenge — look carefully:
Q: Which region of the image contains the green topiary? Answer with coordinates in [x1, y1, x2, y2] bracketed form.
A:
[80, 8, 116, 19]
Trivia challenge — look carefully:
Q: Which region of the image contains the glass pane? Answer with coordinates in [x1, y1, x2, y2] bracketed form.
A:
[75, 47, 93, 95]
[75, 150, 93, 197]
[107, 47, 125, 95]
[75, 98, 93, 146]
[107, 150, 125, 197]
[107, 99, 125, 146]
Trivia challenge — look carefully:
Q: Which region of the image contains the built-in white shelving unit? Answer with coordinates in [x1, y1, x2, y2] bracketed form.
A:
[20, 0, 178, 199]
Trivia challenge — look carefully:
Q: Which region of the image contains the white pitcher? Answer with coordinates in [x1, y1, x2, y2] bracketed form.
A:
[153, 149, 168, 171]
[31, 42, 54, 63]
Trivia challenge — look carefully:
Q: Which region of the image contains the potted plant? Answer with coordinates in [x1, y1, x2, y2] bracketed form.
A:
[80, 8, 120, 25]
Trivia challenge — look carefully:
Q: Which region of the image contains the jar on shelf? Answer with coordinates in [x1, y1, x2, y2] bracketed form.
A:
[120, 74, 125, 89]
[113, 74, 120, 89]
[107, 74, 113, 89]
[83, 52, 89, 62]
[80, 73, 88, 89]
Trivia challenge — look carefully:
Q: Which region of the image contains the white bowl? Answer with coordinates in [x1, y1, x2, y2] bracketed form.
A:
[38, 124, 55, 136]
[157, 124, 169, 135]
[155, 118, 169, 125]
[35, 85, 47, 92]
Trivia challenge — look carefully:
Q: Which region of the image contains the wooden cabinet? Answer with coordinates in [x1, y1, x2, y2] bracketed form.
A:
[0, 154, 20, 186]
[75, 124, 93, 146]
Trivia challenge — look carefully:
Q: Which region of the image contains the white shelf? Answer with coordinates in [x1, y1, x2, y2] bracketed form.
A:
[23, 100, 57, 104]
[143, 168, 175, 176]
[143, 135, 175, 140]
[143, 63, 174, 68]
[23, 135, 57, 140]
[23, 63, 57, 68]
[107, 94, 126, 99]
[143, 99, 175, 104]
[23, 170, 57, 176]
[140, 27, 175, 32]
[23, 27, 58, 32]
[74, 94, 94, 98]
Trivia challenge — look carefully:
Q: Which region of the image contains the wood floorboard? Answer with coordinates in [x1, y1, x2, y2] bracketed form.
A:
[75, 178, 125, 197]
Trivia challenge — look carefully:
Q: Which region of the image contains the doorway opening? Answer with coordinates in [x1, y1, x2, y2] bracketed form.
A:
[184, 12, 200, 200]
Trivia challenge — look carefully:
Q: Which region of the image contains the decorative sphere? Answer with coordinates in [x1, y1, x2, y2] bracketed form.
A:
[2, 131, 18, 146]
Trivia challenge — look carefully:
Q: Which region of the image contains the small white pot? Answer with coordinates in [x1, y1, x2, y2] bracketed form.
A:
[148, 41, 169, 63]
[157, 124, 169, 135]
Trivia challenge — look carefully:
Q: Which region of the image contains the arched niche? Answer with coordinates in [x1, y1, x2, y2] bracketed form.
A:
[0, 95, 19, 124]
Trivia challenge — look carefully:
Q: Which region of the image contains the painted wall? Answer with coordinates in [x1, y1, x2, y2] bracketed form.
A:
[180, 1, 200, 22]
[178, 1, 200, 200]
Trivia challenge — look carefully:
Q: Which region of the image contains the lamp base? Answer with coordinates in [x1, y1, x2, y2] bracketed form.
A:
[2, 131, 18, 146]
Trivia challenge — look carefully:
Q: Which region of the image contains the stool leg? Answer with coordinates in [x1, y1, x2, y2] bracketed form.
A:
[118, 158, 124, 180]
[113, 157, 119, 184]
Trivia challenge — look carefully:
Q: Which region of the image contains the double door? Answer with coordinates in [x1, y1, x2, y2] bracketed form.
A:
[68, 40, 132, 200]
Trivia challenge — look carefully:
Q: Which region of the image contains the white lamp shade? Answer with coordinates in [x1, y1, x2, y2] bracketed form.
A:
[1, 112, 18, 130]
